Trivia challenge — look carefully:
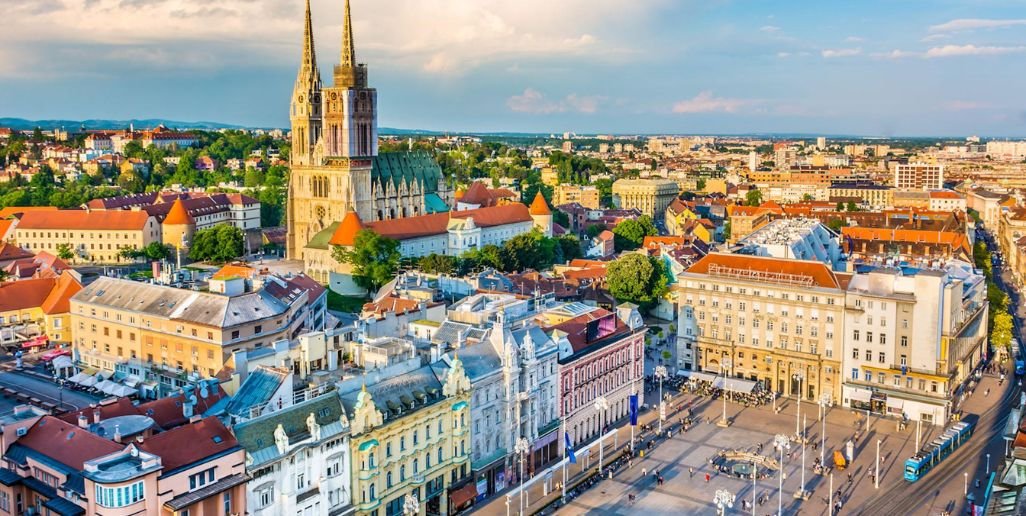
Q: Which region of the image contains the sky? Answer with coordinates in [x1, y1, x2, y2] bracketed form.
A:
[2, 0, 1025, 137]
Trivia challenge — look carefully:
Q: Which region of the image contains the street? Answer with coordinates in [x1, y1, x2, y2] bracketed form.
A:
[0, 369, 100, 412]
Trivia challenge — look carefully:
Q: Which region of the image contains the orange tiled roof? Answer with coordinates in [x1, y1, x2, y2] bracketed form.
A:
[929, 190, 964, 200]
[841, 227, 971, 254]
[0, 206, 58, 219]
[17, 416, 121, 470]
[0, 219, 13, 240]
[211, 264, 256, 280]
[729, 205, 765, 217]
[355, 204, 532, 242]
[17, 210, 151, 231]
[137, 416, 238, 472]
[529, 192, 552, 215]
[329, 211, 365, 246]
[162, 198, 194, 225]
[0, 277, 57, 313]
[40, 271, 82, 315]
[686, 253, 841, 289]
[460, 181, 492, 205]
[643, 236, 687, 248]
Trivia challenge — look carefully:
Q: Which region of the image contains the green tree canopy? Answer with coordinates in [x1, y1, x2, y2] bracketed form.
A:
[745, 189, 763, 207]
[188, 225, 245, 263]
[56, 243, 75, 261]
[418, 253, 457, 275]
[331, 230, 401, 293]
[606, 253, 669, 311]
[612, 215, 658, 252]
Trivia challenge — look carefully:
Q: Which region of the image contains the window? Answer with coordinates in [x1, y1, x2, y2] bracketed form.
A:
[297, 472, 306, 490]
[900, 336, 908, 347]
[95, 481, 145, 508]
[188, 468, 215, 491]
[853, 330, 860, 341]
[900, 355, 907, 366]
[258, 485, 274, 508]
[224, 491, 232, 514]
[865, 350, 871, 361]
[852, 348, 859, 359]
[878, 352, 886, 364]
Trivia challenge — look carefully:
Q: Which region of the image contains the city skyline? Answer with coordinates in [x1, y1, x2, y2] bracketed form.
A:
[2, 0, 1025, 136]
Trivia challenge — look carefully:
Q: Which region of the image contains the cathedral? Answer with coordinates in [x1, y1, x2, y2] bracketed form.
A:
[286, 0, 452, 260]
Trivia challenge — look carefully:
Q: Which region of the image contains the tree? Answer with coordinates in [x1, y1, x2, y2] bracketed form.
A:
[189, 224, 245, 263]
[992, 311, 1014, 351]
[331, 230, 401, 293]
[606, 253, 669, 311]
[745, 189, 763, 207]
[142, 242, 173, 261]
[501, 230, 555, 272]
[557, 235, 583, 262]
[419, 253, 457, 275]
[696, 178, 707, 191]
[56, 243, 75, 261]
[552, 209, 570, 229]
[845, 201, 858, 212]
[827, 219, 847, 232]
[801, 193, 815, 202]
[836, 202, 845, 211]
[586, 223, 606, 239]
[612, 215, 658, 252]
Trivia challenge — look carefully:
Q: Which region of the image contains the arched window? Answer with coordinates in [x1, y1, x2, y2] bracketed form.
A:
[386, 472, 393, 488]
[369, 484, 376, 501]
[400, 465, 406, 482]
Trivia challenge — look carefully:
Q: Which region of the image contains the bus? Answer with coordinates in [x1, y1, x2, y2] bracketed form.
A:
[904, 415, 978, 482]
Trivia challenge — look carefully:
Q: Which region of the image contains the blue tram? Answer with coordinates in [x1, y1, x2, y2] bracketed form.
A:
[904, 414, 977, 482]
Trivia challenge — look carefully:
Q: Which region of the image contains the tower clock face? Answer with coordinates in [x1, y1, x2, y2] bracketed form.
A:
[314, 94, 320, 103]
[331, 92, 338, 100]
[298, 95, 305, 104]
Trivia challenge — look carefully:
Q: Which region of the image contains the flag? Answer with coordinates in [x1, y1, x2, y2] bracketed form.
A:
[564, 431, 576, 463]
[629, 394, 639, 426]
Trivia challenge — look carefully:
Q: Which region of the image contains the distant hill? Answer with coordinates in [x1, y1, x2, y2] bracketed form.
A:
[0, 118, 246, 131]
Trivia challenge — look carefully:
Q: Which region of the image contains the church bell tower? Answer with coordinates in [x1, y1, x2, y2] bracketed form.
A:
[290, 0, 323, 167]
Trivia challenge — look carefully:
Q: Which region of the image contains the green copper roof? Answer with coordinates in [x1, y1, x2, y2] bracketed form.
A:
[424, 193, 449, 214]
[305, 221, 341, 250]
[372, 151, 443, 193]
[358, 439, 380, 451]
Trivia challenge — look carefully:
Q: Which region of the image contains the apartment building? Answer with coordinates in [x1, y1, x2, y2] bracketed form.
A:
[676, 253, 847, 403]
[611, 179, 680, 218]
[894, 163, 944, 191]
[827, 181, 894, 208]
[69, 274, 326, 390]
[553, 185, 601, 210]
[841, 261, 987, 423]
[14, 211, 161, 264]
[340, 359, 472, 516]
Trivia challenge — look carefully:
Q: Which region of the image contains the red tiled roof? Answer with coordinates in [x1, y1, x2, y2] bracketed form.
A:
[460, 181, 492, 205]
[546, 308, 629, 352]
[0, 242, 32, 261]
[329, 211, 364, 246]
[0, 278, 56, 312]
[362, 204, 532, 241]
[211, 264, 256, 280]
[686, 253, 841, 289]
[137, 417, 239, 472]
[929, 190, 964, 200]
[841, 227, 972, 255]
[597, 230, 614, 242]
[567, 259, 609, 268]
[0, 220, 14, 241]
[18, 416, 122, 470]
[0, 206, 58, 219]
[17, 210, 151, 231]
[529, 192, 552, 215]
[363, 296, 422, 317]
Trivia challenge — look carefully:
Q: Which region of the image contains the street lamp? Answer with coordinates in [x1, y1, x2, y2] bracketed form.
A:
[986, 453, 991, 474]
[515, 438, 530, 516]
[719, 359, 733, 428]
[774, 433, 790, 516]
[875, 439, 881, 489]
[964, 471, 968, 496]
[714, 489, 735, 516]
[594, 396, 609, 472]
[751, 462, 758, 516]
[828, 472, 834, 516]
[792, 370, 805, 436]
[794, 414, 808, 500]
[654, 366, 667, 434]
[819, 393, 831, 469]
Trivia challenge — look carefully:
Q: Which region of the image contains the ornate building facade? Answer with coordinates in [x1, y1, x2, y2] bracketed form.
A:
[286, 0, 452, 259]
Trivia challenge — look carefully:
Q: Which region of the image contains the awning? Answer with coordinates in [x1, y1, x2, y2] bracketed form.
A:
[112, 385, 138, 397]
[449, 483, 478, 509]
[713, 376, 757, 393]
[21, 338, 47, 349]
[52, 356, 74, 370]
[885, 397, 904, 410]
[79, 375, 98, 388]
[67, 372, 89, 384]
[95, 380, 118, 395]
[848, 388, 872, 402]
[124, 376, 141, 388]
[690, 371, 720, 383]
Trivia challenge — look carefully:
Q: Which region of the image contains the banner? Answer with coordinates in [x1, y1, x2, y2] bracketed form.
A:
[629, 394, 639, 426]
[564, 431, 576, 463]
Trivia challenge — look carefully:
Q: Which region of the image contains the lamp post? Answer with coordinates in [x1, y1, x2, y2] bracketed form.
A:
[594, 396, 609, 472]
[875, 439, 881, 489]
[792, 371, 805, 436]
[751, 462, 758, 516]
[964, 472, 968, 496]
[719, 359, 733, 427]
[828, 472, 834, 516]
[654, 366, 667, 434]
[774, 434, 790, 516]
[794, 414, 808, 500]
[986, 453, 991, 474]
[516, 438, 530, 516]
[714, 489, 735, 516]
[819, 393, 830, 468]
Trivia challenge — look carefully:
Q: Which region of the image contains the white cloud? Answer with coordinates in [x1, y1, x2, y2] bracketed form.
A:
[929, 18, 1026, 33]
[921, 33, 950, 42]
[821, 48, 861, 58]
[506, 88, 605, 114]
[671, 91, 750, 114]
[871, 49, 920, 59]
[759, 25, 780, 33]
[845, 36, 864, 43]
[925, 44, 1026, 58]
[776, 52, 791, 58]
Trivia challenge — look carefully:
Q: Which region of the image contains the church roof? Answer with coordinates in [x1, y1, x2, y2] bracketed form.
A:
[162, 198, 194, 226]
[460, 181, 492, 205]
[529, 192, 552, 215]
[372, 152, 443, 195]
[304, 222, 340, 251]
[357, 204, 532, 241]
[328, 211, 364, 247]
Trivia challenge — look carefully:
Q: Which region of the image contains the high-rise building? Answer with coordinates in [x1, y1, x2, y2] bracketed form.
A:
[893, 162, 944, 190]
[816, 136, 827, 150]
[286, 0, 453, 259]
[611, 179, 680, 217]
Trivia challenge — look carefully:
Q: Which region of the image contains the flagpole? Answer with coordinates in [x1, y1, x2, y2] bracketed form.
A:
[561, 414, 567, 500]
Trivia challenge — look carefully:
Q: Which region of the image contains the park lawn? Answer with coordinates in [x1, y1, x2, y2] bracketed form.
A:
[327, 291, 366, 313]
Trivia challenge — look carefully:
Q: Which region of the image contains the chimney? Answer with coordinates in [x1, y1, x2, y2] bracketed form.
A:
[199, 381, 209, 399]
[93, 408, 102, 425]
[113, 425, 122, 444]
[183, 395, 196, 419]
[77, 414, 89, 429]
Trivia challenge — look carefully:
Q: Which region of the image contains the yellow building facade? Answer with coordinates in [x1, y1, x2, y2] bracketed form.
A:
[343, 359, 472, 516]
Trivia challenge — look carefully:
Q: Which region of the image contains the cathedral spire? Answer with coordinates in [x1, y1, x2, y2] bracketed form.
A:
[340, 0, 355, 68]
[300, 0, 318, 78]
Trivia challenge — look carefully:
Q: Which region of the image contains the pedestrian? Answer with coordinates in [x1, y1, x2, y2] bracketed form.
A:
[985, 388, 991, 397]
[643, 467, 647, 477]
[689, 467, 695, 478]
[847, 472, 852, 483]
[705, 473, 711, 483]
